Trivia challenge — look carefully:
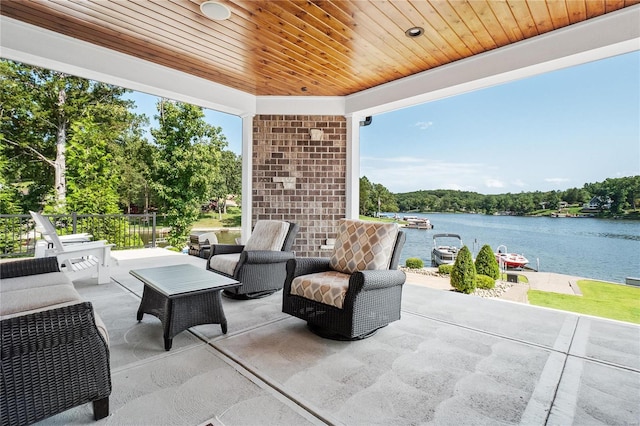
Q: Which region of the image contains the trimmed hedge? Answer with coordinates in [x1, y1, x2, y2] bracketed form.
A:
[405, 257, 424, 269]
[476, 274, 496, 289]
[475, 244, 500, 280]
[450, 246, 476, 294]
[438, 264, 453, 275]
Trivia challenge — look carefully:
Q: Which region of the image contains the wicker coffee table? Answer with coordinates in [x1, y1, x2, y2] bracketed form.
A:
[130, 264, 240, 350]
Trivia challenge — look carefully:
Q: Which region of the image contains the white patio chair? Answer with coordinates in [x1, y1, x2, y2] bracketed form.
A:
[29, 211, 114, 284]
[30, 210, 92, 246]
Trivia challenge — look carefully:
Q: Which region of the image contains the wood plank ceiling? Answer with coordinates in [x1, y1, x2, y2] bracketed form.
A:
[1, 1, 637, 96]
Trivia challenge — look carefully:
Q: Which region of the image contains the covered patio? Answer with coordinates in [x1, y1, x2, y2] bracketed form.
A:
[35, 249, 639, 425]
[2, 2, 639, 425]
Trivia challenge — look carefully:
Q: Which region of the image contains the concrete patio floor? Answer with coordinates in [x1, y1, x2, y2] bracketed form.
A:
[37, 249, 639, 425]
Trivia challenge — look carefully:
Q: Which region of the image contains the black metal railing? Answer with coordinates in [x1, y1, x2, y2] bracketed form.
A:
[0, 212, 164, 258]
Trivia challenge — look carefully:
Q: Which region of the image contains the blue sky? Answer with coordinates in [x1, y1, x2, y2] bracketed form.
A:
[127, 51, 639, 195]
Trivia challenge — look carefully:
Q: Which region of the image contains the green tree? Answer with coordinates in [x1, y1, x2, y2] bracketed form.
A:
[0, 59, 134, 212]
[151, 99, 225, 247]
[359, 176, 374, 215]
[114, 115, 155, 214]
[450, 246, 476, 294]
[210, 150, 240, 217]
[475, 244, 500, 280]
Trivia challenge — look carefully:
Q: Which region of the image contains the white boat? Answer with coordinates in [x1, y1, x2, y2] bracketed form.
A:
[431, 233, 463, 266]
[404, 217, 433, 229]
[495, 245, 529, 269]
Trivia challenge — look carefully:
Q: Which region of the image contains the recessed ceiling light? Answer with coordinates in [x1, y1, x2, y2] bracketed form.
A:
[405, 27, 424, 37]
[200, 1, 231, 21]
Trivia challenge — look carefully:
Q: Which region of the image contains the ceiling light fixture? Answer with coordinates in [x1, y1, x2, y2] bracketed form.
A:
[200, 1, 231, 21]
[405, 26, 424, 37]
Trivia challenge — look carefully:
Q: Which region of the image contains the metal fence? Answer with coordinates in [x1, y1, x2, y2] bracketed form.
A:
[0, 212, 163, 258]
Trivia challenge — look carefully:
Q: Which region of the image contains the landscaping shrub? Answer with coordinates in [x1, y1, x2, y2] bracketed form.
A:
[476, 274, 496, 289]
[475, 244, 500, 280]
[438, 264, 453, 275]
[405, 257, 424, 269]
[450, 246, 476, 294]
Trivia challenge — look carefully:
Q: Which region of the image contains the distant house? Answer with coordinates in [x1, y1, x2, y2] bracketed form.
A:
[584, 196, 612, 210]
[558, 201, 569, 209]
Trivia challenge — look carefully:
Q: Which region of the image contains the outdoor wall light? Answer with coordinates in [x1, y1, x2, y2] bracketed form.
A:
[200, 1, 231, 21]
[309, 128, 324, 141]
[405, 26, 424, 37]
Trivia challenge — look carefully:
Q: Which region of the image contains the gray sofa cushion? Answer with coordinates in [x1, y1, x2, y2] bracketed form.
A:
[0, 284, 82, 317]
[0, 271, 71, 292]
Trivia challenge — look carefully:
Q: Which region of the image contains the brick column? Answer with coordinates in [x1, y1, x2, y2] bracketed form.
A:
[252, 115, 347, 257]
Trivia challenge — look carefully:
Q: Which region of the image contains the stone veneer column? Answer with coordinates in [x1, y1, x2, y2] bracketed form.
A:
[252, 115, 347, 257]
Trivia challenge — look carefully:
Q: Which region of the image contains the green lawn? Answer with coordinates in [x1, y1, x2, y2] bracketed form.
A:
[528, 280, 640, 324]
[192, 207, 241, 228]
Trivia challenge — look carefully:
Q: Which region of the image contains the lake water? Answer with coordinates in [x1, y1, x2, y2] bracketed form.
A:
[395, 212, 640, 284]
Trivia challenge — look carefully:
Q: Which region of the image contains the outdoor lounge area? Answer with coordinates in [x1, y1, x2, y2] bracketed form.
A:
[17, 248, 639, 425]
[1, 3, 639, 424]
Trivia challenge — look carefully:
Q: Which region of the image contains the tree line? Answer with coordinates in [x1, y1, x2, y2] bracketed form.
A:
[0, 59, 241, 246]
[361, 175, 640, 216]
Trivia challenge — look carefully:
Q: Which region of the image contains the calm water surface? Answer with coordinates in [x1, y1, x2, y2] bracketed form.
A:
[396, 212, 640, 283]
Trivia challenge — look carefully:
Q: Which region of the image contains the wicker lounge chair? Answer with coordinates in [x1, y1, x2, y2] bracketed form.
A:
[207, 220, 299, 299]
[282, 219, 406, 340]
[0, 257, 111, 425]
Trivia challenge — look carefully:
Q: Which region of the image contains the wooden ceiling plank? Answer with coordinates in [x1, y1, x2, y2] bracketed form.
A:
[116, 0, 242, 51]
[486, 0, 525, 41]
[169, 0, 356, 94]
[285, 1, 405, 77]
[381, 1, 458, 65]
[1, 0, 633, 97]
[565, 0, 587, 24]
[245, 1, 386, 82]
[366, 1, 448, 67]
[346, 1, 435, 71]
[585, 0, 606, 18]
[526, 0, 556, 33]
[447, 0, 500, 50]
[66, 0, 245, 70]
[428, 1, 488, 55]
[0, 1, 258, 93]
[465, 0, 513, 47]
[324, 0, 425, 76]
[409, 1, 475, 58]
[505, 0, 539, 38]
[228, 0, 378, 86]
[604, 0, 626, 13]
[545, 0, 571, 29]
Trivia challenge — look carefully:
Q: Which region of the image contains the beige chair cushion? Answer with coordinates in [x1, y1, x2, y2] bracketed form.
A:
[290, 271, 351, 309]
[208, 253, 241, 276]
[329, 219, 399, 274]
[244, 220, 289, 251]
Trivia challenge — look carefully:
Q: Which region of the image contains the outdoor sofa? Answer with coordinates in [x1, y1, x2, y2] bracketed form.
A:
[0, 257, 111, 425]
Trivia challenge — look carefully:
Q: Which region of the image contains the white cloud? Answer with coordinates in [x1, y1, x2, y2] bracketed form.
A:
[415, 121, 433, 130]
[512, 179, 527, 188]
[361, 156, 487, 193]
[544, 177, 570, 183]
[485, 179, 505, 188]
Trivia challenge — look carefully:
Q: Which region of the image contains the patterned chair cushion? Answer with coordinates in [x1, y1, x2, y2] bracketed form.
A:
[244, 220, 290, 251]
[290, 271, 351, 309]
[329, 219, 399, 274]
[208, 253, 241, 277]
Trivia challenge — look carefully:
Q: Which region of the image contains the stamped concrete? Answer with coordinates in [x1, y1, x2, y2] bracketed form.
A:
[34, 249, 640, 425]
